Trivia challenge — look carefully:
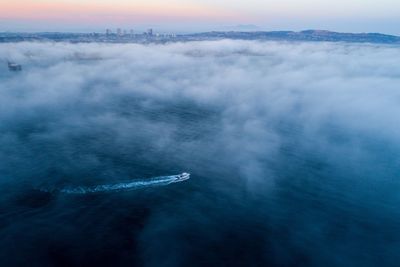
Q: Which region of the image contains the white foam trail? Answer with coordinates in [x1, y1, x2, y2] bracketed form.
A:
[59, 173, 190, 194]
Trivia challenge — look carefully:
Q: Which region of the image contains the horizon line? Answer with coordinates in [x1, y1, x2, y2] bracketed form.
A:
[1, 29, 399, 37]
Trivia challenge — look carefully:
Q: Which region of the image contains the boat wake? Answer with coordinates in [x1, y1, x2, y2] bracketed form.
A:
[55, 173, 190, 194]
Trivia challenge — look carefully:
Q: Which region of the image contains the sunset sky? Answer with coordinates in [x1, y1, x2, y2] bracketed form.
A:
[1, 0, 399, 34]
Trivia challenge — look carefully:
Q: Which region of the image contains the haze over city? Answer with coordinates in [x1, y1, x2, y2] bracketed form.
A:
[1, 0, 400, 34]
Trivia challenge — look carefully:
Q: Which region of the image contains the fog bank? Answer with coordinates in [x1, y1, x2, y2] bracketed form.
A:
[0, 40, 399, 266]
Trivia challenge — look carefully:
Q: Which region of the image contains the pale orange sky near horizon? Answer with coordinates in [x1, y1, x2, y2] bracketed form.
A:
[1, 0, 399, 34]
[0, 1, 241, 22]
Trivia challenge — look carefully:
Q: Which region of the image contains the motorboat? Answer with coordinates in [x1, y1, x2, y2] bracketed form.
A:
[175, 172, 190, 182]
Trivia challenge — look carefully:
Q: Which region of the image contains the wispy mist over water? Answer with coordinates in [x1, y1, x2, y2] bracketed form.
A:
[0, 40, 400, 266]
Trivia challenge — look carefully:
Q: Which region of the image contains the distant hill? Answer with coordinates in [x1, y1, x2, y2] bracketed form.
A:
[185, 30, 400, 44]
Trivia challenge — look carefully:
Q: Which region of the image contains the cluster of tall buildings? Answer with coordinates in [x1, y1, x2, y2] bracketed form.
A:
[106, 28, 153, 37]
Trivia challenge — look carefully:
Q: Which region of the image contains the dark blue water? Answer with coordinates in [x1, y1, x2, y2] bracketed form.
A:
[1, 41, 400, 267]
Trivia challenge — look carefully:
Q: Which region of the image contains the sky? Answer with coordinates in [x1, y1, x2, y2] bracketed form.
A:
[0, 0, 399, 35]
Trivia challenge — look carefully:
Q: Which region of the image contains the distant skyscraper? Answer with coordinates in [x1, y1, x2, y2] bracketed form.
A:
[106, 29, 112, 36]
[117, 28, 122, 36]
[130, 29, 134, 36]
[147, 29, 153, 36]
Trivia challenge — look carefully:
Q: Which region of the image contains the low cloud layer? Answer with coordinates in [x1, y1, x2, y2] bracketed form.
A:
[0, 40, 400, 266]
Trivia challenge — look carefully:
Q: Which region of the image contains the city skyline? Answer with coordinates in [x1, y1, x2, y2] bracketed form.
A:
[0, 0, 400, 34]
